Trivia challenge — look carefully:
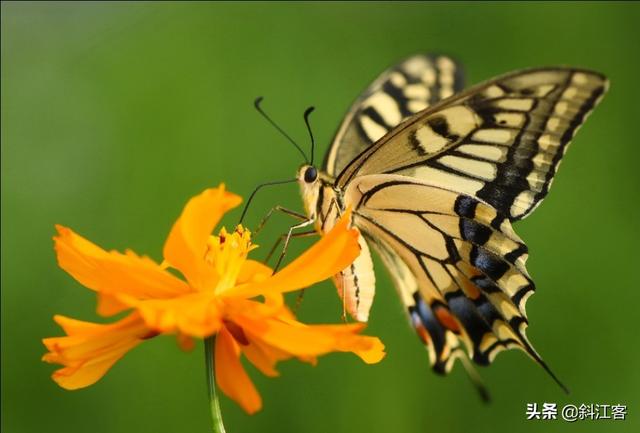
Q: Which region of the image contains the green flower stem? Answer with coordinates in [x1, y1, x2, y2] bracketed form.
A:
[204, 336, 227, 433]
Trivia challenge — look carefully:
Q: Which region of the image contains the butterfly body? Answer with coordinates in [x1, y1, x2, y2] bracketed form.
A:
[295, 54, 608, 384]
[297, 165, 376, 322]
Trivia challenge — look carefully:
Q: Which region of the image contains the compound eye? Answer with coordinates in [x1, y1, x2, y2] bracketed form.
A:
[304, 166, 318, 183]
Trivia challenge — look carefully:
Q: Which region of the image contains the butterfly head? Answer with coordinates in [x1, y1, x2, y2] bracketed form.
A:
[297, 164, 321, 217]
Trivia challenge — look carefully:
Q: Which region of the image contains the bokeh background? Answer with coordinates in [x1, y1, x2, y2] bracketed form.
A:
[2, 2, 639, 433]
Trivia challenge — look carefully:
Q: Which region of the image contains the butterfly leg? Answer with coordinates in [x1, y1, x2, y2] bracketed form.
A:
[272, 219, 316, 273]
[254, 206, 318, 306]
[253, 205, 307, 236]
[261, 228, 317, 312]
[264, 229, 317, 264]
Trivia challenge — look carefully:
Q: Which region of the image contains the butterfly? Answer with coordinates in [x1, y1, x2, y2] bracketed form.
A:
[254, 53, 608, 396]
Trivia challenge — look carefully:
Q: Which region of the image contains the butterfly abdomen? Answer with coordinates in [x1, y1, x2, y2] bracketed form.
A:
[333, 234, 376, 322]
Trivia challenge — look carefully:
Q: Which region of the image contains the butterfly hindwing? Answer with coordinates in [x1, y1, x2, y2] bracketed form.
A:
[324, 53, 465, 177]
[337, 68, 608, 220]
[366, 232, 466, 374]
[345, 174, 566, 387]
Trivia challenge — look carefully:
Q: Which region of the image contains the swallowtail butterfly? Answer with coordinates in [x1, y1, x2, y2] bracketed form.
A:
[260, 54, 608, 395]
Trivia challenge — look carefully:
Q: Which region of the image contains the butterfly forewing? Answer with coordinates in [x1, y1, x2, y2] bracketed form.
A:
[337, 68, 608, 220]
[324, 54, 465, 177]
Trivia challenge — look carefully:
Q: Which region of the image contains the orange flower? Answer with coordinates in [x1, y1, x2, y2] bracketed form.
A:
[43, 185, 385, 413]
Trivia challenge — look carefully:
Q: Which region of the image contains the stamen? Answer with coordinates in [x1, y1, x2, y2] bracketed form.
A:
[206, 225, 257, 294]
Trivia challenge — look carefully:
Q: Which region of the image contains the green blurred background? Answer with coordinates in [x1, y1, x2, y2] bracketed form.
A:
[2, 2, 639, 433]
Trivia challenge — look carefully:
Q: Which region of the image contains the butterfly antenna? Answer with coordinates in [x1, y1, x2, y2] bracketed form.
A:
[303, 106, 315, 165]
[254, 97, 309, 163]
[238, 178, 297, 225]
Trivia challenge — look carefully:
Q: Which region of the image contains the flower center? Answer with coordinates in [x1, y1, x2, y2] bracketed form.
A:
[205, 225, 256, 294]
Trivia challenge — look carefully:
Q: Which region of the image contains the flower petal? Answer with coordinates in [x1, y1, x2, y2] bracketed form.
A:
[223, 296, 285, 324]
[215, 326, 262, 414]
[54, 226, 190, 301]
[176, 332, 195, 352]
[42, 313, 150, 390]
[305, 324, 386, 364]
[96, 293, 129, 316]
[240, 340, 282, 377]
[129, 291, 223, 338]
[237, 259, 272, 284]
[163, 186, 242, 290]
[237, 308, 386, 363]
[229, 210, 359, 298]
[241, 315, 355, 355]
